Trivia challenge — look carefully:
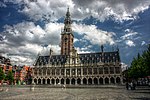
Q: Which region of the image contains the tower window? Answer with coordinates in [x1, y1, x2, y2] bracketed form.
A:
[64, 37, 67, 42]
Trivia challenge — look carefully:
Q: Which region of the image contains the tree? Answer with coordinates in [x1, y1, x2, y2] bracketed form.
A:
[0, 67, 5, 82]
[5, 70, 14, 84]
[128, 44, 150, 79]
[142, 45, 150, 76]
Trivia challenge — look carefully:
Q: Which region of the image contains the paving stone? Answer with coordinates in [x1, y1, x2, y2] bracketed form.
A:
[0, 86, 150, 100]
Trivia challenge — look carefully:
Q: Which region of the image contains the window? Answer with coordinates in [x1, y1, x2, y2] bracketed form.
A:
[115, 67, 120, 74]
[99, 67, 103, 74]
[66, 69, 70, 76]
[93, 68, 97, 74]
[47, 69, 50, 75]
[110, 67, 114, 74]
[77, 68, 81, 75]
[34, 69, 37, 75]
[61, 69, 64, 75]
[39, 69, 42, 75]
[56, 69, 60, 75]
[52, 68, 55, 75]
[72, 69, 75, 75]
[43, 68, 46, 75]
[104, 67, 109, 74]
[83, 68, 87, 75]
[88, 68, 92, 75]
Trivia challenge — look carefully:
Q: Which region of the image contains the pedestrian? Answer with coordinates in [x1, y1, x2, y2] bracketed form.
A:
[133, 82, 136, 90]
[131, 82, 133, 90]
[126, 82, 129, 90]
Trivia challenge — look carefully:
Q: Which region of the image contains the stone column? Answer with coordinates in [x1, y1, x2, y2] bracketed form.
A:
[103, 78, 105, 85]
[69, 78, 71, 85]
[70, 68, 71, 77]
[65, 69, 66, 77]
[54, 79, 56, 85]
[41, 79, 43, 84]
[75, 68, 77, 77]
[81, 68, 83, 77]
[32, 78, 34, 84]
[36, 79, 38, 84]
[45, 78, 47, 84]
[75, 78, 77, 85]
[81, 79, 83, 85]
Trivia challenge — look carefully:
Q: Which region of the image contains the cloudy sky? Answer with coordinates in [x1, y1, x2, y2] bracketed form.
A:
[0, 0, 150, 66]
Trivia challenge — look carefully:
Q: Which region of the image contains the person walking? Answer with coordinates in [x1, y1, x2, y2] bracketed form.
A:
[126, 82, 129, 90]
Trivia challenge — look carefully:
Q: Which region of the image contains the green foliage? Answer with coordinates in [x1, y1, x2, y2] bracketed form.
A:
[0, 67, 5, 81]
[128, 44, 150, 79]
[5, 70, 14, 84]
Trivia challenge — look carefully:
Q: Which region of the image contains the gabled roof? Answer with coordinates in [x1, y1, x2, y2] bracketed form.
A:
[35, 55, 67, 66]
[78, 51, 120, 64]
[35, 51, 120, 66]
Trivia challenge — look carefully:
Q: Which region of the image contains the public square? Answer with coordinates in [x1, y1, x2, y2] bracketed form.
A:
[0, 85, 150, 100]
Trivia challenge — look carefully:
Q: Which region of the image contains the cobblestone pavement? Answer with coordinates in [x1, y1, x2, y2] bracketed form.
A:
[0, 85, 150, 100]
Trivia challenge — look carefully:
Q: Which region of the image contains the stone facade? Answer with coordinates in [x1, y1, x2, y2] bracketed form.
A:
[32, 8, 122, 85]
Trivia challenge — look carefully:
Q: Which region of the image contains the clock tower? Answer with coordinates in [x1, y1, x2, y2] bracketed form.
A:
[61, 8, 74, 55]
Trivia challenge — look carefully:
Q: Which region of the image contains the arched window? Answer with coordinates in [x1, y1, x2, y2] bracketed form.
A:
[94, 78, 98, 85]
[83, 78, 87, 85]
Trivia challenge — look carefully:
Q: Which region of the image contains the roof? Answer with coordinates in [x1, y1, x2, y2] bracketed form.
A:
[35, 55, 67, 66]
[34, 51, 120, 66]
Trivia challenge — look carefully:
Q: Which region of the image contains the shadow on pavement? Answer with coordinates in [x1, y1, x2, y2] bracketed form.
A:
[131, 97, 150, 100]
[134, 91, 150, 94]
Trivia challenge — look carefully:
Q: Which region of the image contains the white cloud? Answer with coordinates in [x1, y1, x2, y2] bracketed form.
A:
[121, 29, 138, 40]
[76, 47, 93, 54]
[72, 23, 115, 45]
[0, 21, 63, 65]
[141, 41, 146, 46]
[4, 0, 150, 22]
[121, 62, 128, 71]
[125, 40, 135, 47]
[17, 0, 75, 21]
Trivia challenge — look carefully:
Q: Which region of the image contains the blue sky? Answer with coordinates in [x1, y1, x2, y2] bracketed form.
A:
[0, 0, 150, 67]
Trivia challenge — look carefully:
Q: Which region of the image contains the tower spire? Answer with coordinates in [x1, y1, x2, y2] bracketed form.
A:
[64, 7, 72, 33]
[66, 7, 70, 17]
